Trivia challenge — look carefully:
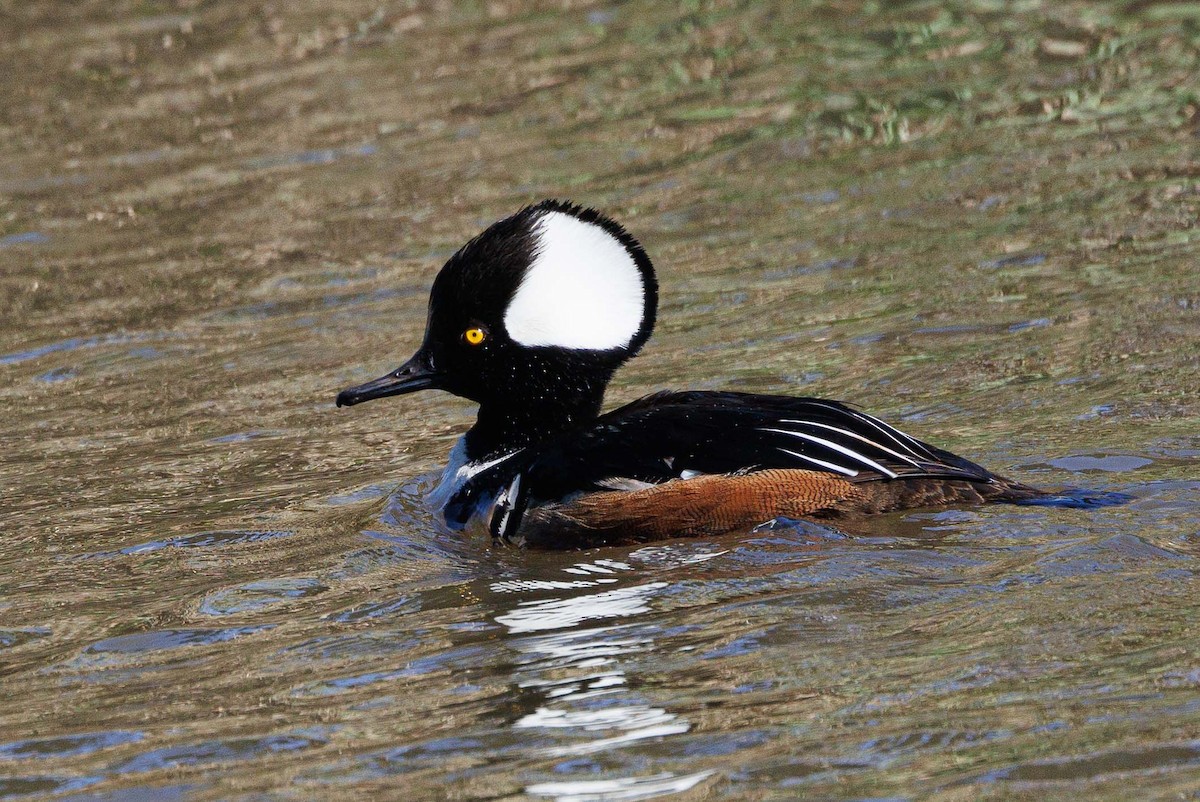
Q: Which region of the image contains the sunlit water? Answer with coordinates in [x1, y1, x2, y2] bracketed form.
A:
[3, 2, 1199, 800]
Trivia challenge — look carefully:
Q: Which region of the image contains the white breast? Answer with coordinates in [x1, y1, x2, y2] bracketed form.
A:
[427, 438, 523, 529]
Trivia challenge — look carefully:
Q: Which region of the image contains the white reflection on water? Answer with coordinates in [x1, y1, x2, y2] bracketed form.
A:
[491, 559, 642, 594]
[526, 770, 715, 802]
[492, 574, 704, 797]
[491, 578, 619, 592]
[518, 700, 690, 758]
[495, 581, 668, 633]
[561, 558, 632, 574]
[539, 719, 692, 758]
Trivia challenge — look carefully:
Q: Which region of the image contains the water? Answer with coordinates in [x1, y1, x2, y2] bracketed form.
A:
[3, 2, 1199, 799]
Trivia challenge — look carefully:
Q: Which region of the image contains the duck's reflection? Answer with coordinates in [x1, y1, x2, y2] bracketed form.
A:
[496, 580, 666, 633]
[491, 564, 713, 798]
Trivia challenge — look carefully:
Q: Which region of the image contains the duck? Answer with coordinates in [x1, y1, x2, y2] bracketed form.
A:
[336, 200, 1045, 548]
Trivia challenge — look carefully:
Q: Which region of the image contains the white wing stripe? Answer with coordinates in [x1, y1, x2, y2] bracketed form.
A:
[803, 401, 930, 456]
[777, 419, 922, 467]
[777, 448, 859, 477]
[762, 427, 899, 478]
[849, 409, 930, 453]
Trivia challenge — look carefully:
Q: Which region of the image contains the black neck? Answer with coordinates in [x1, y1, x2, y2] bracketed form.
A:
[463, 392, 605, 460]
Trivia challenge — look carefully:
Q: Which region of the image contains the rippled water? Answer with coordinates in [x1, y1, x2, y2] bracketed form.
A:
[3, 2, 1199, 800]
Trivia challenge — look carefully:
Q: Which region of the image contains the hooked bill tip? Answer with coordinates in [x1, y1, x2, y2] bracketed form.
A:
[335, 389, 360, 408]
[334, 361, 439, 409]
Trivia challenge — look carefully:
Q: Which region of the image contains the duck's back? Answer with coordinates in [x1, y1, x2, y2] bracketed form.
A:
[493, 391, 1042, 547]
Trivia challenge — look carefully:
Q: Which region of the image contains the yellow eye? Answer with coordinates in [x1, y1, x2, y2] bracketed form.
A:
[464, 327, 486, 345]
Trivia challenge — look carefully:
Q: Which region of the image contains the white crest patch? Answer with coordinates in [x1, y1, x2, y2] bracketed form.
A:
[503, 211, 645, 350]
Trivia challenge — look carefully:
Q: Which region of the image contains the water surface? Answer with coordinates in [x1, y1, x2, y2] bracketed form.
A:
[2, 2, 1199, 800]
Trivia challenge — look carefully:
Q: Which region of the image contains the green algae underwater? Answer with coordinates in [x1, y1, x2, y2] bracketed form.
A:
[2, 1, 1199, 800]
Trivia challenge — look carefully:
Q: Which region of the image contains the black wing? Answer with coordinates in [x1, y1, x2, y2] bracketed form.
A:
[488, 390, 1002, 542]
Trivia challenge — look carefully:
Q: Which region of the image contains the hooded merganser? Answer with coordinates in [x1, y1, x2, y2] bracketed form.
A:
[336, 200, 1044, 548]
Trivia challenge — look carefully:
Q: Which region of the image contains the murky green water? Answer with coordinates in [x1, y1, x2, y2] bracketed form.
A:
[3, 1, 1199, 799]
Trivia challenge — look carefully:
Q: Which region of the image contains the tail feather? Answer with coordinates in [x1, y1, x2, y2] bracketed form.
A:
[1011, 488, 1134, 508]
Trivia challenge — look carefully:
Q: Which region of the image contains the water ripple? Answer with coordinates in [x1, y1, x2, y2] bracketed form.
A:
[525, 770, 715, 802]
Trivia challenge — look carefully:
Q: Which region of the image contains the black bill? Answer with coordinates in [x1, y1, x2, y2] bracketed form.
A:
[335, 349, 439, 407]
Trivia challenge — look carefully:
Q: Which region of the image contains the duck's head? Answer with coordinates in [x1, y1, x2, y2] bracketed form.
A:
[336, 200, 657, 426]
